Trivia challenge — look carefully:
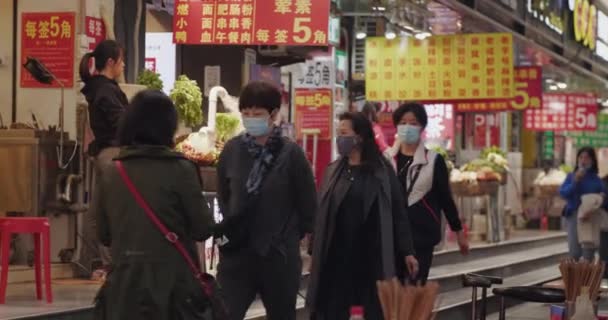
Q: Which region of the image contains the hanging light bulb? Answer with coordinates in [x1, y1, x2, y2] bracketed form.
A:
[355, 18, 367, 40]
[414, 31, 431, 40]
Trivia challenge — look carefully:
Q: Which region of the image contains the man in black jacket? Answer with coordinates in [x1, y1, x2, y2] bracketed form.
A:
[216, 81, 317, 320]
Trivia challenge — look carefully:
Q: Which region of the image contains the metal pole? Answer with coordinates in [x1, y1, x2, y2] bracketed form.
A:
[471, 286, 478, 320]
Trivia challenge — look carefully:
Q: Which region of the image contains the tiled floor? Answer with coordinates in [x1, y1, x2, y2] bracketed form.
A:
[0, 229, 565, 319]
[0, 280, 99, 319]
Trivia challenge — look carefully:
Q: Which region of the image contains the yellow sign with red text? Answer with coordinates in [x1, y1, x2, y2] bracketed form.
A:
[365, 33, 514, 101]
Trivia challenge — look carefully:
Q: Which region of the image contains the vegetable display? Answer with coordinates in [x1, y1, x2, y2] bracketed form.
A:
[534, 169, 567, 187]
[170, 75, 203, 128]
[175, 142, 219, 167]
[176, 112, 242, 167]
[136, 69, 163, 91]
[215, 113, 242, 144]
[451, 146, 509, 185]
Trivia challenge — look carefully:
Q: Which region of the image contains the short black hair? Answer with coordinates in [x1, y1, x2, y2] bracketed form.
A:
[239, 81, 281, 113]
[392, 102, 428, 128]
[118, 90, 177, 147]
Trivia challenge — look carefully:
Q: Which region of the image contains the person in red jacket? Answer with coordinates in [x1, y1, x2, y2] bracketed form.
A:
[361, 102, 389, 153]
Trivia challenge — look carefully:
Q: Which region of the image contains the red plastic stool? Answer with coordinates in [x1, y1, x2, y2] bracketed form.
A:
[0, 218, 52, 303]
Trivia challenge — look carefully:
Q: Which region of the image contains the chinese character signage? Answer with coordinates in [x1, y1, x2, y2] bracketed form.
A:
[173, 0, 330, 46]
[524, 93, 598, 131]
[365, 33, 514, 101]
[21, 12, 75, 88]
[455, 66, 542, 112]
[294, 89, 332, 140]
[85, 16, 106, 51]
[568, 113, 608, 148]
[293, 60, 334, 89]
[542, 131, 555, 161]
[423, 103, 455, 150]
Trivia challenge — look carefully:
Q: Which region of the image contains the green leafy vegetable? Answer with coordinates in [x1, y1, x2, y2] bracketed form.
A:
[462, 158, 506, 173]
[559, 164, 573, 173]
[215, 113, 241, 143]
[480, 146, 506, 159]
[136, 69, 163, 91]
[170, 75, 203, 127]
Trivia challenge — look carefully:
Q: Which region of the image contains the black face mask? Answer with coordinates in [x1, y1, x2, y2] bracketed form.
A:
[337, 136, 358, 157]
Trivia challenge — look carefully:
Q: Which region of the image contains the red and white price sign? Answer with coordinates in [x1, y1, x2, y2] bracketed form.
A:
[524, 93, 598, 131]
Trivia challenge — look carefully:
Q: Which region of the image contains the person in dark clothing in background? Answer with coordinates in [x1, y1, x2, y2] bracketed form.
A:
[79, 40, 128, 278]
[80, 40, 128, 158]
[306, 112, 418, 320]
[216, 81, 318, 320]
[389, 103, 469, 283]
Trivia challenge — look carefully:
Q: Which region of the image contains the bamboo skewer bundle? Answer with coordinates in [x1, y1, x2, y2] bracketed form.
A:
[377, 278, 440, 320]
[559, 258, 605, 303]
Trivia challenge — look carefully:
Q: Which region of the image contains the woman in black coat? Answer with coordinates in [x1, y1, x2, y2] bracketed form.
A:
[306, 112, 418, 320]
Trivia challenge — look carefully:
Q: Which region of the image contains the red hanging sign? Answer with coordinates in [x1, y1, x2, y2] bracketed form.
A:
[293, 89, 332, 140]
[172, 0, 330, 46]
[85, 16, 106, 51]
[524, 93, 598, 131]
[455, 66, 543, 112]
[21, 12, 75, 88]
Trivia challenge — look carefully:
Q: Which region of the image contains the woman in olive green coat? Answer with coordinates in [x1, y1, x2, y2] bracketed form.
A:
[92, 90, 215, 320]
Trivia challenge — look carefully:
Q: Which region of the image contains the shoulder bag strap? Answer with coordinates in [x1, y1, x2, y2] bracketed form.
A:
[114, 160, 211, 295]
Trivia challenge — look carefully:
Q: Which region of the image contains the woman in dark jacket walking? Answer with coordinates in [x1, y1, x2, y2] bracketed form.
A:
[79, 40, 129, 276]
[307, 112, 418, 320]
[93, 90, 215, 320]
[389, 103, 469, 284]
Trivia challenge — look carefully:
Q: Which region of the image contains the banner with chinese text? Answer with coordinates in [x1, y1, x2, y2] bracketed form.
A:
[365, 33, 514, 101]
[455, 66, 542, 112]
[293, 59, 334, 89]
[294, 89, 332, 140]
[85, 16, 106, 51]
[568, 113, 608, 148]
[524, 93, 598, 131]
[21, 12, 75, 88]
[173, 0, 330, 45]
